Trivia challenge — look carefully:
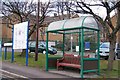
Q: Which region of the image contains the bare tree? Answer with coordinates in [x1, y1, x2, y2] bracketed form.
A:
[66, 0, 120, 71]
[1, 0, 50, 56]
[49, 0, 75, 20]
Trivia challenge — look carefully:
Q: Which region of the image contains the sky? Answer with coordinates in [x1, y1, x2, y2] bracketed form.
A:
[32, 0, 116, 19]
[0, 0, 116, 19]
[74, 0, 116, 20]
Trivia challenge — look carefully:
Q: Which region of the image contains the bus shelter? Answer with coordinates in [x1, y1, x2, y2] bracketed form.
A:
[46, 16, 100, 78]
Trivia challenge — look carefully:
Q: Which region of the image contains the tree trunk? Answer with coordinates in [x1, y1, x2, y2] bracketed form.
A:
[117, 30, 120, 43]
[19, 49, 26, 57]
[107, 35, 116, 71]
[19, 49, 32, 57]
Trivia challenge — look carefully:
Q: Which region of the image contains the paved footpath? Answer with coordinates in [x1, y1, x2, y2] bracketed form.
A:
[1, 61, 70, 79]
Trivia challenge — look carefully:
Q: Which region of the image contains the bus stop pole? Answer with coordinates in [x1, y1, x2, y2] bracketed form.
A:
[4, 47, 7, 60]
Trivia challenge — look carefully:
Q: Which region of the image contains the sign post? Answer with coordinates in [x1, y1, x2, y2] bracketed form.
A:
[12, 21, 29, 66]
[26, 21, 29, 66]
[0, 40, 1, 58]
[4, 43, 12, 60]
[4, 47, 7, 60]
[12, 26, 14, 63]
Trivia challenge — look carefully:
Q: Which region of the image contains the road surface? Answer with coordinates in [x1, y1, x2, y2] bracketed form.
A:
[1, 62, 70, 79]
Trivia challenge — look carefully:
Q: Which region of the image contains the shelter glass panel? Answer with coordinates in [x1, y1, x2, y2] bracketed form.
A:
[84, 29, 98, 58]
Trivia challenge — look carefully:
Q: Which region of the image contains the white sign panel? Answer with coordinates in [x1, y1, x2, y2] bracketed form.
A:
[76, 46, 79, 52]
[48, 42, 55, 47]
[13, 21, 28, 49]
[4, 43, 12, 47]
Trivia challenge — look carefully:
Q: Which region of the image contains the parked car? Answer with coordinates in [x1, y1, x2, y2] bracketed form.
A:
[29, 41, 57, 55]
[115, 43, 120, 59]
[95, 42, 120, 60]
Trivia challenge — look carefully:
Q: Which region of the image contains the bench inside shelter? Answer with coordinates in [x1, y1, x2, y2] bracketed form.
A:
[57, 53, 90, 70]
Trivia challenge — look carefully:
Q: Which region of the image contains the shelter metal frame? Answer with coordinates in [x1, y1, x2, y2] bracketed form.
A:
[46, 16, 100, 78]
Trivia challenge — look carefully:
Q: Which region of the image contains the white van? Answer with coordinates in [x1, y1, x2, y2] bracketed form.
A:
[95, 42, 120, 60]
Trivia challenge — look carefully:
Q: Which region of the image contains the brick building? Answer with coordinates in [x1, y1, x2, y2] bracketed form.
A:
[110, 14, 120, 43]
[1, 14, 78, 43]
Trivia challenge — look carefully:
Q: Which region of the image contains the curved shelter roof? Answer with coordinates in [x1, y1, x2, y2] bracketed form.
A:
[47, 16, 100, 32]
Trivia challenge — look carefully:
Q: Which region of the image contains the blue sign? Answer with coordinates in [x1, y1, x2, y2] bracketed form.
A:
[85, 42, 90, 50]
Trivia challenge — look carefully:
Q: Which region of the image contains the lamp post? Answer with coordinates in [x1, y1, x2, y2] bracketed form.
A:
[35, 0, 40, 61]
[71, 34, 73, 52]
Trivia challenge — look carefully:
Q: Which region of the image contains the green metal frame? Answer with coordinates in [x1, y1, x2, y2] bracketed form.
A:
[46, 32, 48, 71]
[47, 26, 99, 33]
[63, 33, 65, 56]
[80, 28, 84, 78]
[46, 16, 100, 78]
[97, 31, 100, 75]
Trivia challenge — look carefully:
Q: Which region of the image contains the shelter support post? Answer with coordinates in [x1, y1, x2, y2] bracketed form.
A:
[97, 31, 100, 75]
[63, 33, 65, 56]
[80, 28, 84, 78]
[46, 32, 49, 71]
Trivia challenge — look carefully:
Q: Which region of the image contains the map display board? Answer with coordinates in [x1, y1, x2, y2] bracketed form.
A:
[13, 21, 28, 49]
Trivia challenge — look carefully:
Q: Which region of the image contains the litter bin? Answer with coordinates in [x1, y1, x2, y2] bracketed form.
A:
[117, 48, 120, 59]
